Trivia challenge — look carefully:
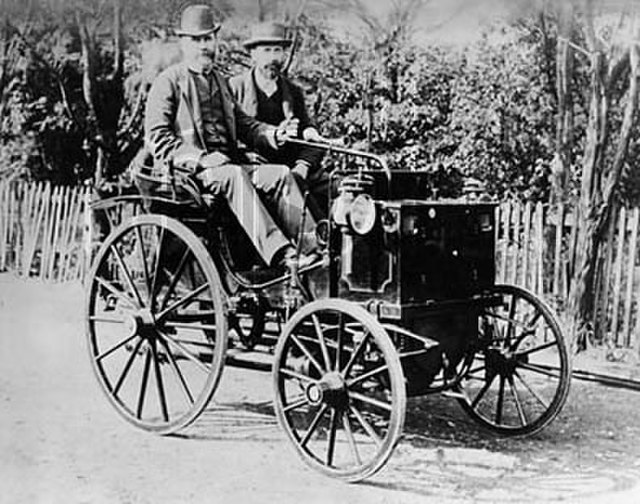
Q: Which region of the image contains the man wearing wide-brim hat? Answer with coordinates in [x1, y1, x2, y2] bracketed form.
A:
[144, 5, 319, 269]
[229, 21, 330, 218]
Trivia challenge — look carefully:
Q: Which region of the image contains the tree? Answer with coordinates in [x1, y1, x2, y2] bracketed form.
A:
[565, 0, 640, 348]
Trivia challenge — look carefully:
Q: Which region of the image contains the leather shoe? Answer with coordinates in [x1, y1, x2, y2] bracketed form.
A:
[271, 246, 321, 270]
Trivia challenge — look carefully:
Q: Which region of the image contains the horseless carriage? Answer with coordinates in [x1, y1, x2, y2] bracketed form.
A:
[85, 140, 572, 481]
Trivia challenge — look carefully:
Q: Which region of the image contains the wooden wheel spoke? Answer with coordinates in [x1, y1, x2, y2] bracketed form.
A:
[113, 337, 144, 396]
[508, 375, 527, 426]
[466, 363, 487, 377]
[349, 405, 382, 447]
[346, 364, 389, 388]
[495, 375, 506, 424]
[110, 243, 145, 308]
[89, 315, 125, 324]
[280, 367, 316, 383]
[300, 404, 329, 448]
[341, 330, 371, 377]
[342, 412, 362, 466]
[158, 336, 194, 405]
[349, 391, 392, 412]
[514, 369, 549, 409]
[161, 331, 211, 374]
[484, 311, 531, 333]
[136, 346, 152, 419]
[150, 338, 169, 422]
[149, 226, 166, 303]
[290, 335, 325, 376]
[311, 314, 332, 372]
[96, 333, 138, 362]
[134, 225, 152, 300]
[517, 361, 560, 379]
[508, 309, 541, 350]
[95, 276, 139, 310]
[326, 409, 338, 467]
[160, 247, 192, 312]
[335, 313, 344, 371]
[283, 396, 309, 413]
[470, 373, 496, 409]
[506, 294, 518, 343]
[517, 340, 558, 358]
[156, 283, 210, 322]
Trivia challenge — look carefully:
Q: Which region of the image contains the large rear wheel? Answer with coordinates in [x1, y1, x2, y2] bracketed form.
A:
[458, 284, 571, 436]
[85, 214, 227, 434]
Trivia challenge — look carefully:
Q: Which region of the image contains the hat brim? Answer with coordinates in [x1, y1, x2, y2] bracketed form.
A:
[175, 25, 221, 37]
[243, 37, 293, 49]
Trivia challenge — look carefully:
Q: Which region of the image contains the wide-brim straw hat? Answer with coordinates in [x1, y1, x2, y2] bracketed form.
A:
[243, 22, 292, 49]
[174, 5, 221, 37]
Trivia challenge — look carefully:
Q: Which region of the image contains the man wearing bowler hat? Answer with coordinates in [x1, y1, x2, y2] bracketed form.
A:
[144, 4, 319, 269]
[229, 21, 330, 217]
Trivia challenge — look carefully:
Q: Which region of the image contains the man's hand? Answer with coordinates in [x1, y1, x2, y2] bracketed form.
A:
[200, 151, 231, 169]
[275, 117, 300, 146]
[244, 151, 269, 164]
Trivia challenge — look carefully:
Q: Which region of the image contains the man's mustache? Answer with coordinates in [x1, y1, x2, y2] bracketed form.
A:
[263, 61, 282, 71]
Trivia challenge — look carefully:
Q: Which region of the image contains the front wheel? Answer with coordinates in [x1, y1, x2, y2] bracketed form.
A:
[273, 299, 406, 481]
[457, 284, 571, 436]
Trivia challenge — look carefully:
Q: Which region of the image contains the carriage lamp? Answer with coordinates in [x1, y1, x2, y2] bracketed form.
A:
[347, 193, 377, 235]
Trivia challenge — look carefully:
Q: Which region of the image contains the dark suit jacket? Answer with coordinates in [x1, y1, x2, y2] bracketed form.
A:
[228, 69, 323, 176]
[144, 62, 273, 171]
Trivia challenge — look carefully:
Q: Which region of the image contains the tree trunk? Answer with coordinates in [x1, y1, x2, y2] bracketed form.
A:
[568, 8, 640, 349]
[550, 2, 574, 207]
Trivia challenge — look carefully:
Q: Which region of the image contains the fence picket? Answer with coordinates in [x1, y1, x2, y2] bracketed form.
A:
[509, 202, 520, 287]
[4, 180, 640, 350]
[553, 203, 565, 299]
[521, 201, 532, 290]
[611, 208, 626, 346]
[622, 208, 639, 348]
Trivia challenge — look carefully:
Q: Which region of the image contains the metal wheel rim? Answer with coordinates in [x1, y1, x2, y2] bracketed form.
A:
[273, 299, 406, 481]
[85, 214, 228, 434]
[458, 284, 571, 436]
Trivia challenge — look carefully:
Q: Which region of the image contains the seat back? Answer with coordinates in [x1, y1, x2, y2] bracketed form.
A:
[128, 147, 205, 215]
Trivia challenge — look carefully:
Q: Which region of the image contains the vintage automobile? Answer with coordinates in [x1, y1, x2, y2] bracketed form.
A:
[85, 140, 571, 482]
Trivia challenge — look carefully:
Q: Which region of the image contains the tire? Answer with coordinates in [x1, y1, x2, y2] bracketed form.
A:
[273, 299, 406, 481]
[457, 284, 571, 436]
[85, 214, 228, 435]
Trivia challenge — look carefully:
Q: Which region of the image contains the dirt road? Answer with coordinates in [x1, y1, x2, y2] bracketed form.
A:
[1, 273, 640, 503]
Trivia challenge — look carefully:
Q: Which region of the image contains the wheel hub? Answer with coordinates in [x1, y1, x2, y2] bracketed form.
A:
[305, 372, 349, 410]
[124, 308, 157, 339]
[485, 348, 517, 378]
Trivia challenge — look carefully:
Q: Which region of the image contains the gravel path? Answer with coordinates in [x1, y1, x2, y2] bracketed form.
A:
[1, 273, 639, 503]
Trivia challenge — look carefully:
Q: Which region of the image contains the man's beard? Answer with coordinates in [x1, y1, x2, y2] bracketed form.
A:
[260, 62, 281, 80]
[193, 51, 215, 71]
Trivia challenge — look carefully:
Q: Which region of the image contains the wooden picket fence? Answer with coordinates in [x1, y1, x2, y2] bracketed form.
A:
[0, 181, 92, 282]
[496, 201, 640, 350]
[0, 179, 639, 349]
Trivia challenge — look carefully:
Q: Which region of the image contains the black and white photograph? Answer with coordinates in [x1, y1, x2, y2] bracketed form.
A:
[1, 0, 640, 502]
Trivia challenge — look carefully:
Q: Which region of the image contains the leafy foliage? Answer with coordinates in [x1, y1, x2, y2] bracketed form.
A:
[0, 3, 580, 202]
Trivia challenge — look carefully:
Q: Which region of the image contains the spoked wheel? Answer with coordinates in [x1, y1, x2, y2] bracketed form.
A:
[85, 214, 228, 434]
[457, 284, 571, 436]
[273, 299, 406, 481]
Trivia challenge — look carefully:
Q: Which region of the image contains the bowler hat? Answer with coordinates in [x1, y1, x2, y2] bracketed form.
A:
[175, 5, 221, 37]
[243, 22, 292, 49]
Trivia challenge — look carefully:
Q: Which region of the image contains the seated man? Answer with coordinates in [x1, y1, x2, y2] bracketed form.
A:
[229, 22, 330, 217]
[144, 5, 318, 269]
